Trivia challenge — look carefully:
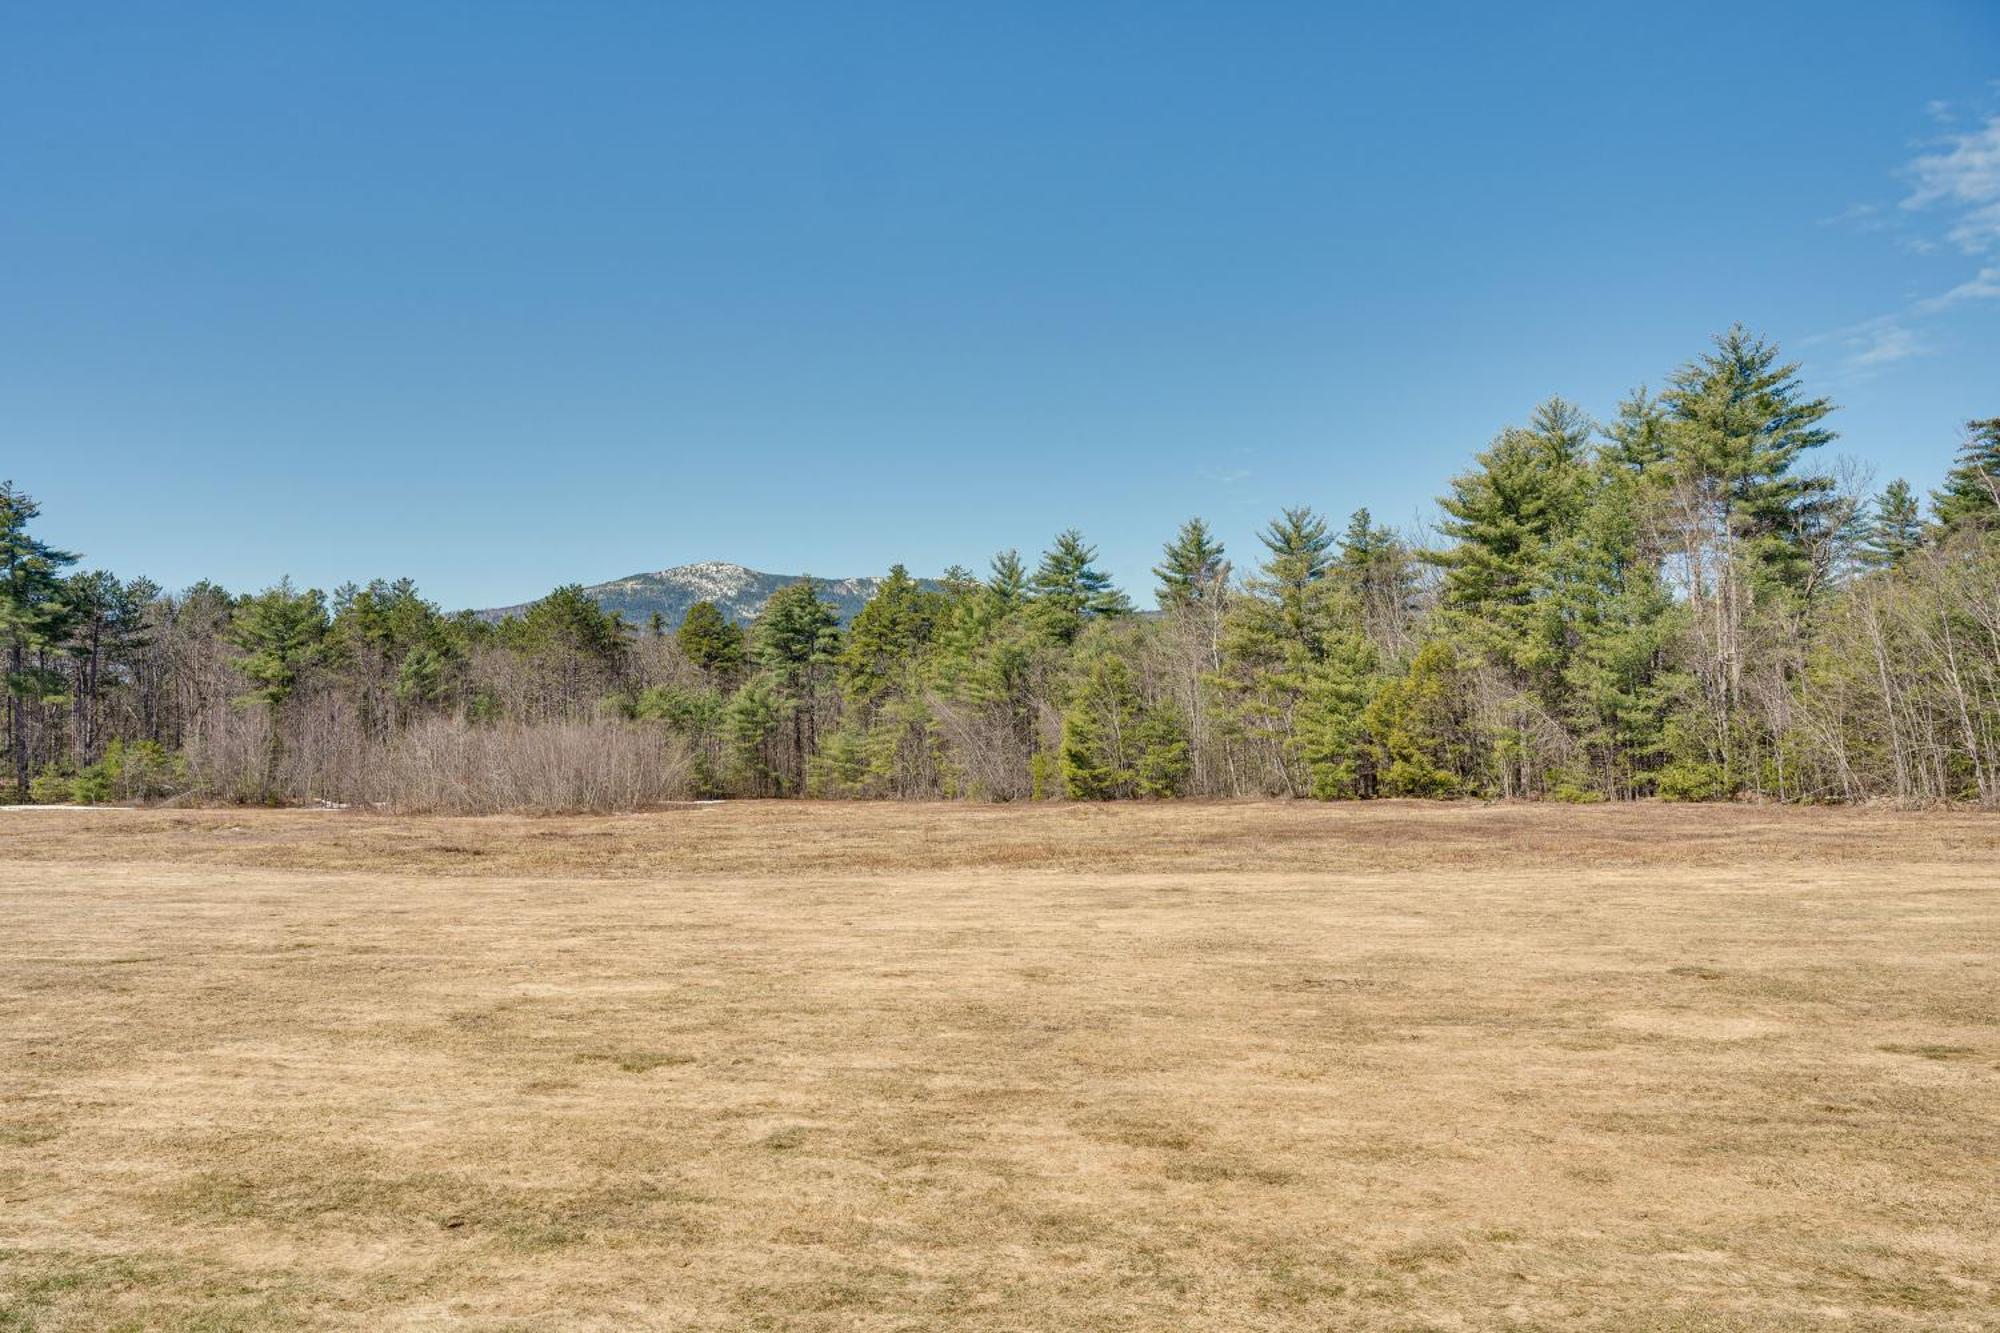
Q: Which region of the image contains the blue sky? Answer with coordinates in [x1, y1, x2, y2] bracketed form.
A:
[3, 2, 1997, 608]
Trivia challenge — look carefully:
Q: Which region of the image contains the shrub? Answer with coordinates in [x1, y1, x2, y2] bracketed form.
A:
[1658, 760, 1730, 802]
[28, 765, 73, 804]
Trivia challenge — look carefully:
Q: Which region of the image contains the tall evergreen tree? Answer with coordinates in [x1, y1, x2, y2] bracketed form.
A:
[1252, 506, 1336, 656]
[62, 570, 151, 764]
[510, 585, 623, 659]
[1153, 518, 1229, 609]
[677, 600, 746, 677]
[1602, 388, 1672, 476]
[1363, 640, 1481, 797]
[987, 550, 1028, 604]
[1429, 398, 1592, 636]
[1540, 468, 1681, 794]
[1660, 326, 1838, 593]
[1859, 479, 1924, 569]
[840, 565, 939, 706]
[753, 578, 842, 790]
[1029, 530, 1131, 643]
[226, 579, 330, 788]
[0, 483, 78, 797]
[1931, 417, 2000, 533]
[1333, 507, 1416, 651]
[1059, 651, 1188, 799]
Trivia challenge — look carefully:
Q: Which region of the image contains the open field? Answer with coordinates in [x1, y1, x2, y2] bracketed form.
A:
[3, 802, 1997, 1331]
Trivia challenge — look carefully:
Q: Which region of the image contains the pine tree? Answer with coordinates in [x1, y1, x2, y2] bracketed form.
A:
[1029, 530, 1131, 643]
[1255, 507, 1333, 628]
[1059, 651, 1186, 799]
[508, 585, 625, 664]
[1602, 388, 1671, 476]
[62, 569, 150, 765]
[1931, 417, 2000, 533]
[840, 565, 939, 707]
[1293, 632, 1379, 798]
[1213, 506, 1362, 795]
[227, 579, 330, 789]
[1334, 507, 1416, 652]
[1363, 641, 1481, 797]
[1334, 508, 1391, 580]
[724, 673, 789, 796]
[394, 644, 447, 711]
[677, 600, 746, 677]
[1153, 518, 1228, 609]
[754, 578, 842, 790]
[987, 549, 1029, 605]
[1859, 479, 1924, 569]
[1428, 398, 1592, 662]
[0, 483, 78, 798]
[1543, 470, 1681, 796]
[229, 580, 329, 709]
[1660, 326, 1838, 593]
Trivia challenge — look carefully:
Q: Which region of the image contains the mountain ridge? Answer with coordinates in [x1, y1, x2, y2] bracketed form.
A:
[475, 561, 934, 629]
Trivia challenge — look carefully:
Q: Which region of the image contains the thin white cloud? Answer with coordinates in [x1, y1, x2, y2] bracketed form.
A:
[1802, 314, 1928, 378]
[1820, 201, 1883, 229]
[1807, 102, 1999, 380]
[1947, 202, 2000, 253]
[1901, 113, 2000, 252]
[1914, 265, 2000, 313]
[1843, 322, 1924, 369]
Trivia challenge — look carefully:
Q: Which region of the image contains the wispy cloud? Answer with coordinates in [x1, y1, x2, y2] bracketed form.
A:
[1805, 314, 1927, 379]
[1914, 264, 2000, 313]
[1819, 201, 1884, 230]
[1901, 112, 2000, 252]
[1843, 322, 1924, 369]
[1813, 103, 2000, 378]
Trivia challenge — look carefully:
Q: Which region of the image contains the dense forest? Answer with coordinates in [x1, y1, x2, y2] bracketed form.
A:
[6, 329, 1998, 810]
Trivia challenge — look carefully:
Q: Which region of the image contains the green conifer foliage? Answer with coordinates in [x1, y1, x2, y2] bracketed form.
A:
[753, 578, 843, 790]
[1153, 518, 1228, 610]
[1931, 418, 2000, 533]
[1363, 641, 1482, 797]
[677, 600, 746, 677]
[1029, 531, 1132, 643]
[0, 483, 79, 798]
[1659, 326, 1838, 593]
[1859, 479, 1924, 569]
[1059, 652, 1187, 799]
[840, 565, 940, 707]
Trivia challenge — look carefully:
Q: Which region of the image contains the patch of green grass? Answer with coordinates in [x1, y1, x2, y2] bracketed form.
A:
[1381, 1237, 1466, 1271]
[1160, 1156, 1297, 1186]
[1877, 1043, 1977, 1061]
[0, 1250, 299, 1333]
[0, 1120, 62, 1149]
[575, 1050, 694, 1073]
[1253, 1253, 1352, 1310]
[1096, 1119, 1198, 1151]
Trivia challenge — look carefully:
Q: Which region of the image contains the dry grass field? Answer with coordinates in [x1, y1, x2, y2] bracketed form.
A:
[3, 801, 1997, 1331]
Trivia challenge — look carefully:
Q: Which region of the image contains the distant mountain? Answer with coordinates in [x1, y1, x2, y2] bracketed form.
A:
[475, 561, 935, 629]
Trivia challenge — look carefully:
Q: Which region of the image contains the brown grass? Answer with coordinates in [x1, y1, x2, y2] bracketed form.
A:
[2, 800, 1996, 1330]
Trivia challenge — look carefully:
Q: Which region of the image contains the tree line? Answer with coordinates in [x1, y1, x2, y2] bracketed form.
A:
[5, 328, 1998, 809]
